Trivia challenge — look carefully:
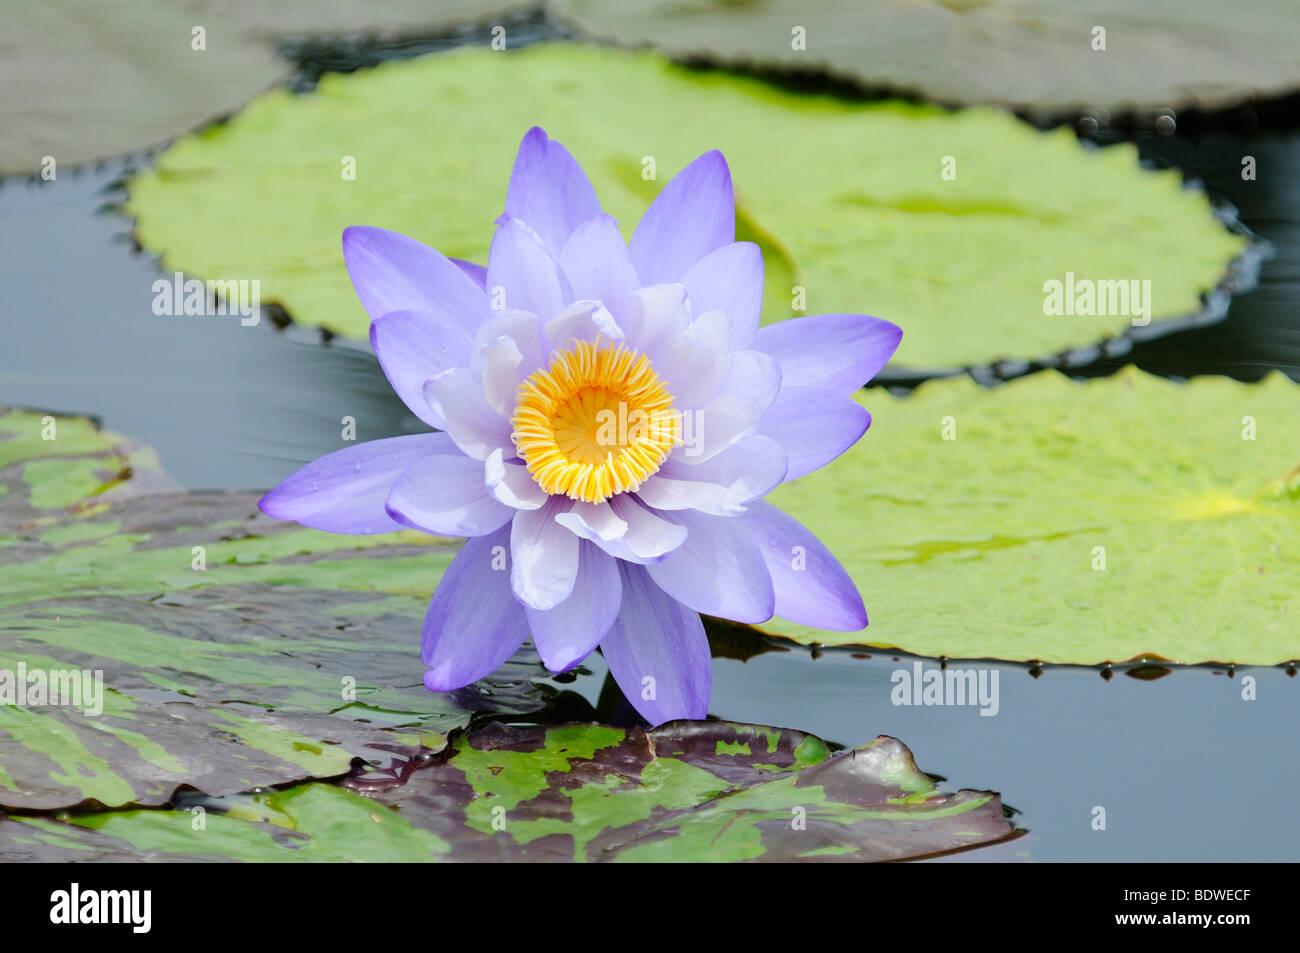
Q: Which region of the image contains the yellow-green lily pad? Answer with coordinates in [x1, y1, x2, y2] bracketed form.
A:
[126, 43, 1244, 369]
[764, 368, 1300, 665]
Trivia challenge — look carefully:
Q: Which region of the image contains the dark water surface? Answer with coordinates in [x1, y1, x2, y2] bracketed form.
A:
[2, 62, 1297, 861]
[0, 166, 415, 490]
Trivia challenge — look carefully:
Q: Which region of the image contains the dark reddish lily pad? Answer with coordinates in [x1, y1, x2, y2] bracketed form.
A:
[369, 720, 1020, 861]
[0, 720, 1020, 862]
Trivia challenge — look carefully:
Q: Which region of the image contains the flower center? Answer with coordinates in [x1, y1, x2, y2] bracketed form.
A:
[511, 339, 679, 503]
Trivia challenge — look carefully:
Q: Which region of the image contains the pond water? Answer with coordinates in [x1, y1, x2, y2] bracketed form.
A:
[3, 46, 1296, 861]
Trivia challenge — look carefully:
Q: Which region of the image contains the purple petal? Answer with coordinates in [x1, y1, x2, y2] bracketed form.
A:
[644, 509, 774, 624]
[424, 367, 513, 462]
[342, 226, 485, 334]
[557, 497, 687, 565]
[558, 214, 639, 324]
[478, 335, 525, 418]
[510, 496, 579, 610]
[555, 500, 627, 542]
[740, 501, 867, 631]
[504, 127, 602, 261]
[681, 241, 764, 350]
[386, 453, 513, 537]
[720, 349, 782, 411]
[258, 433, 456, 535]
[660, 434, 787, 503]
[622, 284, 689, 360]
[370, 309, 474, 429]
[422, 524, 528, 689]
[526, 540, 621, 673]
[486, 217, 567, 320]
[486, 449, 547, 510]
[650, 309, 731, 410]
[754, 314, 902, 394]
[635, 474, 745, 517]
[559, 499, 691, 564]
[474, 309, 547, 386]
[673, 391, 764, 464]
[451, 258, 487, 290]
[544, 300, 624, 352]
[606, 495, 689, 563]
[761, 386, 871, 481]
[601, 563, 711, 725]
[629, 150, 734, 285]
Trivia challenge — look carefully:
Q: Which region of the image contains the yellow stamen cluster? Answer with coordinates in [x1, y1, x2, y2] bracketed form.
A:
[511, 339, 679, 503]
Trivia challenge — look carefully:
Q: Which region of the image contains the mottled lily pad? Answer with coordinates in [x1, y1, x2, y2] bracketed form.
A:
[763, 369, 1300, 665]
[551, 0, 1300, 114]
[127, 43, 1244, 369]
[0, 409, 546, 810]
[0, 721, 1019, 862]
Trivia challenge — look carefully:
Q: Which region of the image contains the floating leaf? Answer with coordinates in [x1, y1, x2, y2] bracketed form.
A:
[0, 0, 535, 174]
[0, 1, 280, 174]
[0, 784, 453, 862]
[763, 369, 1300, 665]
[0, 410, 546, 810]
[0, 722, 1019, 861]
[179, 0, 535, 40]
[551, 0, 1300, 115]
[127, 43, 1243, 368]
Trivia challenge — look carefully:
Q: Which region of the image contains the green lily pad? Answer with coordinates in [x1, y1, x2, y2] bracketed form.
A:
[0, 721, 1019, 862]
[551, 0, 1300, 115]
[763, 369, 1300, 665]
[0, 0, 536, 174]
[126, 43, 1244, 369]
[0, 410, 546, 810]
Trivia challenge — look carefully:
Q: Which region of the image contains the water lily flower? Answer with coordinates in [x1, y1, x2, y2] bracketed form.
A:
[259, 128, 901, 725]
